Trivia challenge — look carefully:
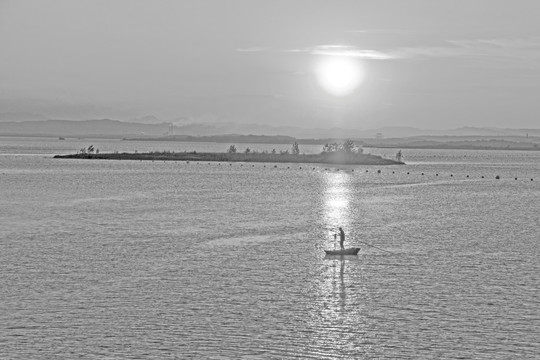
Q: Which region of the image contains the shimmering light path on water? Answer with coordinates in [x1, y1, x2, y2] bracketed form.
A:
[1, 141, 539, 359]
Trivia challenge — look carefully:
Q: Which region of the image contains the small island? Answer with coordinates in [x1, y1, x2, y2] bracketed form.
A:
[54, 142, 403, 166]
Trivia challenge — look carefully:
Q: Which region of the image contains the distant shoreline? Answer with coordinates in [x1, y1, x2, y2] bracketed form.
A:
[124, 135, 540, 151]
[54, 151, 404, 165]
[365, 143, 540, 151]
[3, 133, 539, 151]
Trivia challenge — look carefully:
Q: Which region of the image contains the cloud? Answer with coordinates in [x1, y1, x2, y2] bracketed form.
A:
[345, 28, 415, 35]
[236, 45, 396, 60]
[236, 37, 540, 68]
[275, 45, 397, 60]
[237, 44, 395, 59]
[394, 37, 540, 67]
[304, 45, 395, 59]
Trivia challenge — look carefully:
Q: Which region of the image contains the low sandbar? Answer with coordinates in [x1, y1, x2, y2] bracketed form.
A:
[54, 151, 403, 165]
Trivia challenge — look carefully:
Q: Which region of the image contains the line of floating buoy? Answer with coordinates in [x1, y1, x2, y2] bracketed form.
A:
[175, 162, 535, 181]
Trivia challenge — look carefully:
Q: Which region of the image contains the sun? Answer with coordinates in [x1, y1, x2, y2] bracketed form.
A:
[315, 57, 363, 97]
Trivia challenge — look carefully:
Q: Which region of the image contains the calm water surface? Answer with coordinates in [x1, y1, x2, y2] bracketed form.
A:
[1, 138, 539, 359]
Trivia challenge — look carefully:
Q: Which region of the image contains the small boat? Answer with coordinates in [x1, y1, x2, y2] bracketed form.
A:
[324, 247, 360, 255]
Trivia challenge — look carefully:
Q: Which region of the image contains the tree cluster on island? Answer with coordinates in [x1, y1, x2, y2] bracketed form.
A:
[227, 140, 361, 156]
[78, 145, 99, 154]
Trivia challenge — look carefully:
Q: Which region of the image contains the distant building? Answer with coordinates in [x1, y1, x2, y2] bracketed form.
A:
[165, 123, 174, 136]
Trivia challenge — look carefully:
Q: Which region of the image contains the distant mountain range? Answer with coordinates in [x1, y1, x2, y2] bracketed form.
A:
[1, 115, 539, 140]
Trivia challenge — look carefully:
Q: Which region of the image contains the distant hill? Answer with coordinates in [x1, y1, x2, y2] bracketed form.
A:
[1, 118, 539, 141]
[129, 115, 163, 124]
[0, 119, 171, 138]
[0, 118, 373, 138]
[361, 135, 540, 150]
[124, 134, 297, 144]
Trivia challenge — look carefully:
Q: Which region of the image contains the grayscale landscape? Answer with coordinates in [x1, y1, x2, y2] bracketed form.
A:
[1, 1, 539, 359]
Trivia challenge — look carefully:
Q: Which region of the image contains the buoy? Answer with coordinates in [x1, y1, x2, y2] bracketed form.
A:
[351, 169, 354, 172]
[407, 172, 409, 174]
[450, 174, 453, 177]
[495, 175, 500, 179]
[481, 176, 484, 178]
[421, 173, 424, 175]
[466, 175, 469, 178]
[515, 177, 517, 180]
[392, 171, 395, 174]
[377, 170, 381, 174]
[274, 165, 277, 168]
[436, 174, 439, 176]
[366, 170, 369, 173]
[186, 161, 189, 164]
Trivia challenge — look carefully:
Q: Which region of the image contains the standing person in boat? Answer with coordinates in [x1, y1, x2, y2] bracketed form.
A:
[338, 227, 345, 250]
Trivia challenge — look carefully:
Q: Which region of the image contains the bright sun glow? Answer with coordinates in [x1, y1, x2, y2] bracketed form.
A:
[315, 57, 363, 97]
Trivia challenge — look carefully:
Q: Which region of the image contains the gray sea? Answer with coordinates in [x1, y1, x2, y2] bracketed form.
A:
[1, 136, 539, 359]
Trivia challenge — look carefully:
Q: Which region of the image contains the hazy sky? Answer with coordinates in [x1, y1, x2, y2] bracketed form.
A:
[1, 0, 540, 129]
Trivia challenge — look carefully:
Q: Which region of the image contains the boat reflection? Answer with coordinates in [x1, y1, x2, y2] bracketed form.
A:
[324, 254, 360, 261]
[323, 256, 354, 311]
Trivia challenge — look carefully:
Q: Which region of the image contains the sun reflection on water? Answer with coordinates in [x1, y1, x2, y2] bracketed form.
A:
[323, 171, 352, 241]
[306, 171, 370, 355]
